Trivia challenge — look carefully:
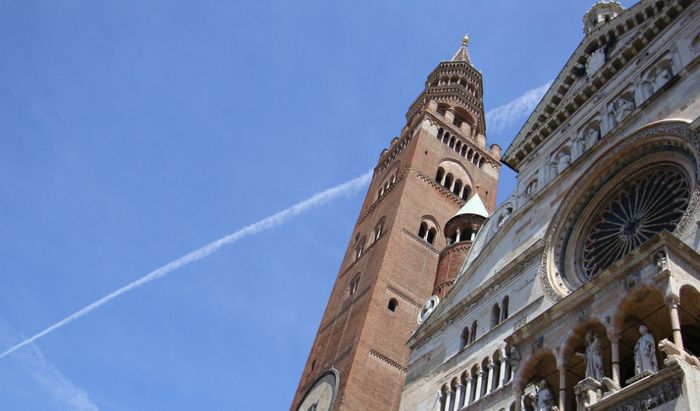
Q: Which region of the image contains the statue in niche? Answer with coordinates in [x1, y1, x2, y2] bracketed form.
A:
[611, 96, 635, 125]
[574, 330, 605, 381]
[556, 151, 571, 174]
[654, 251, 668, 272]
[634, 325, 658, 375]
[534, 379, 557, 411]
[583, 127, 600, 151]
[653, 68, 672, 92]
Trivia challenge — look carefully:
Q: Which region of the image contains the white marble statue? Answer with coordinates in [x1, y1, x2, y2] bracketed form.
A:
[584, 127, 599, 150]
[556, 151, 571, 174]
[613, 97, 635, 124]
[634, 325, 658, 375]
[575, 330, 605, 381]
[535, 379, 555, 411]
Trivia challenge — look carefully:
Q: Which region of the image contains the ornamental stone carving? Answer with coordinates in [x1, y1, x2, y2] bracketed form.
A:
[418, 295, 440, 324]
[586, 48, 606, 77]
[608, 376, 682, 411]
[539, 121, 700, 302]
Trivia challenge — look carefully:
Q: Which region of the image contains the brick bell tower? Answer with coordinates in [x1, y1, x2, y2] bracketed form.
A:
[292, 36, 501, 411]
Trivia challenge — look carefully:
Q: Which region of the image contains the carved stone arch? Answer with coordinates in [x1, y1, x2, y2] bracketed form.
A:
[513, 347, 559, 400]
[611, 285, 669, 383]
[453, 107, 476, 129]
[610, 284, 669, 335]
[539, 121, 700, 302]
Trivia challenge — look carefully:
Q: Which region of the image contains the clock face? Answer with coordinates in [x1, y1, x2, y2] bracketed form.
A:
[297, 371, 337, 411]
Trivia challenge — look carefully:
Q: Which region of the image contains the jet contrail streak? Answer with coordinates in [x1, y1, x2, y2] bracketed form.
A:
[0, 170, 373, 360]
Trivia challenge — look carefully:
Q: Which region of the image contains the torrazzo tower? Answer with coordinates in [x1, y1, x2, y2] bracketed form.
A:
[292, 37, 501, 411]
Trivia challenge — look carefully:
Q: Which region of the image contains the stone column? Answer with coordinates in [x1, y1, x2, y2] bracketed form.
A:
[485, 362, 495, 394]
[474, 370, 483, 402]
[463, 377, 473, 406]
[444, 390, 453, 411]
[500, 350, 509, 387]
[513, 388, 523, 411]
[558, 364, 567, 411]
[667, 296, 684, 351]
[610, 333, 621, 386]
[453, 384, 463, 411]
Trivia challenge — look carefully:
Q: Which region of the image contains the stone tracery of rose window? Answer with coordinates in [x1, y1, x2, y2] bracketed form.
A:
[579, 166, 690, 279]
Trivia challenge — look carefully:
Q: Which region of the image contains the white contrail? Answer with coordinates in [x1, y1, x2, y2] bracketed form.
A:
[486, 81, 552, 133]
[0, 316, 98, 410]
[0, 170, 373, 360]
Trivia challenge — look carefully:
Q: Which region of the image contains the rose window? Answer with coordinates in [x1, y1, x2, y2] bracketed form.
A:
[580, 167, 690, 279]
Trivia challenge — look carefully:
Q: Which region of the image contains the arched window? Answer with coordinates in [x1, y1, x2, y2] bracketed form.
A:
[426, 228, 437, 245]
[437, 127, 444, 140]
[349, 274, 360, 296]
[491, 303, 501, 327]
[355, 236, 366, 261]
[373, 218, 385, 242]
[418, 222, 428, 239]
[444, 173, 454, 190]
[470, 321, 478, 343]
[449, 136, 456, 148]
[461, 327, 470, 348]
[435, 167, 445, 184]
[501, 296, 509, 321]
[453, 180, 463, 196]
[461, 186, 471, 201]
[388, 298, 398, 312]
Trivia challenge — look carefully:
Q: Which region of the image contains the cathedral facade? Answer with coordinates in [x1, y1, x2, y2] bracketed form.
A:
[294, 1, 700, 410]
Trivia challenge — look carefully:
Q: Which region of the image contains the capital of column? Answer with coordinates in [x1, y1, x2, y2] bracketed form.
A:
[456, 383, 464, 389]
[465, 376, 473, 383]
[666, 293, 680, 307]
[608, 331, 621, 343]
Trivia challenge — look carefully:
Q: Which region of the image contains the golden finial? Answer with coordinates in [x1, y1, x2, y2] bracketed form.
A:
[462, 34, 469, 46]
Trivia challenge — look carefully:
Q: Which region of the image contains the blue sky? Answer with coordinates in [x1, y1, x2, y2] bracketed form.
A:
[0, 1, 634, 409]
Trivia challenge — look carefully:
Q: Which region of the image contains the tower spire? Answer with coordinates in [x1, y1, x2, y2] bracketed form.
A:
[451, 34, 472, 64]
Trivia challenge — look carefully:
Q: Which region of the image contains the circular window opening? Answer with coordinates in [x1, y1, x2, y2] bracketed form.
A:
[576, 164, 690, 280]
